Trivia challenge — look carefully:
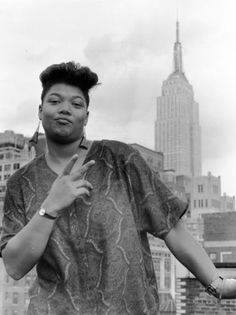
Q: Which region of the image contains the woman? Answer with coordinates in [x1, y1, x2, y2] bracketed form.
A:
[1, 61, 235, 315]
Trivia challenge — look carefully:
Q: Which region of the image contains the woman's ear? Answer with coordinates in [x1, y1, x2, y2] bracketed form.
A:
[84, 111, 89, 126]
[38, 104, 43, 120]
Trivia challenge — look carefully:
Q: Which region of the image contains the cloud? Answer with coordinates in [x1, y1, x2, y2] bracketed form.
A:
[83, 11, 176, 136]
[84, 13, 173, 68]
[1, 98, 39, 137]
[87, 109, 154, 149]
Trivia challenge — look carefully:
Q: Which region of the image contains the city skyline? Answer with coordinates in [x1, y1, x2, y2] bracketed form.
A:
[1, 0, 236, 196]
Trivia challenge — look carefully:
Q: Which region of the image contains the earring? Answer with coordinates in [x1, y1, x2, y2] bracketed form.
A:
[83, 127, 86, 138]
[29, 120, 41, 147]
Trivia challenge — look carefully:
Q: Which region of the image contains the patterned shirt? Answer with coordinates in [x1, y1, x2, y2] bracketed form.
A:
[0, 140, 187, 315]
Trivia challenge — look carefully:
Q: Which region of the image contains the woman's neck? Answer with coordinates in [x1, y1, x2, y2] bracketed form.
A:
[45, 137, 83, 163]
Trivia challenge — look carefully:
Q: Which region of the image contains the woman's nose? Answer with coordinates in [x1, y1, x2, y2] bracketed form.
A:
[58, 101, 71, 114]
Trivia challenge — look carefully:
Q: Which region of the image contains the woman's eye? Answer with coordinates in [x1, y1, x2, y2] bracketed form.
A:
[73, 102, 84, 107]
[49, 99, 60, 104]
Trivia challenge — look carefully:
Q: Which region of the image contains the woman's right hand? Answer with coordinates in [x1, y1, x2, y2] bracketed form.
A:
[42, 154, 95, 217]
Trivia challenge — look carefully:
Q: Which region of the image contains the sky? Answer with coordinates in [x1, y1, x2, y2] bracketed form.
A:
[1, 0, 236, 196]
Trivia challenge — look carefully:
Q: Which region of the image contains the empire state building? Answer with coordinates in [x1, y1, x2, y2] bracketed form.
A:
[155, 21, 201, 177]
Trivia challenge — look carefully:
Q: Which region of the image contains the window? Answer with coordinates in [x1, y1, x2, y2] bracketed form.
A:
[13, 163, 20, 170]
[5, 152, 12, 159]
[198, 199, 204, 208]
[0, 185, 5, 192]
[220, 251, 232, 263]
[205, 199, 208, 207]
[0, 154, 4, 159]
[194, 200, 196, 208]
[0, 165, 2, 171]
[12, 292, 19, 304]
[197, 184, 203, 193]
[153, 258, 160, 272]
[209, 252, 217, 262]
[164, 275, 171, 289]
[4, 174, 11, 180]
[4, 164, 11, 171]
[164, 259, 171, 272]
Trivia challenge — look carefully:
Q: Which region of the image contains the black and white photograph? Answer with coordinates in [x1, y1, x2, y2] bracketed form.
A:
[0, 1, 236, 314]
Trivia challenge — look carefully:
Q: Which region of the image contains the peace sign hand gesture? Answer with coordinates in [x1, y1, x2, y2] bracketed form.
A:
[41, 154, 95, 218]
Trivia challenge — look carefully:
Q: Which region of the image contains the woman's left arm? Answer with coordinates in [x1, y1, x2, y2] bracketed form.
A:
[164, 219, 236, 299]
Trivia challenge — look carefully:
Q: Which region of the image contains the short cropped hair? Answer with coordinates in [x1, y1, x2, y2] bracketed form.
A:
[39, 61, 99, 107]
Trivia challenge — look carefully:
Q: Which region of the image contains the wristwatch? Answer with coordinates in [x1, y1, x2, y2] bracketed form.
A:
[205, 276, 224, 298]
[38, 208, 57, 220]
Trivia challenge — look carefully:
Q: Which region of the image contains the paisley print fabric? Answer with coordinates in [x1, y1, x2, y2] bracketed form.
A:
[0, 140, 187, 315]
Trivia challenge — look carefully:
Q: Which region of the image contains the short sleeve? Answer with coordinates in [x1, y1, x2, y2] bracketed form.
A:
[0, 180, 26, 257]
[125, 149, 188, 239]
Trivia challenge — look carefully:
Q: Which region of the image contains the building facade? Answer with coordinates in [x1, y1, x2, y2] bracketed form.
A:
[190, 172, 235, 218]
[155, 21, 201, 177]
[203, 212, 236, 263]
[0, 130, 36, 315]
[149, 235, 176, 314]
[0, 130, 35, 221]
[175, 263, 236, 315]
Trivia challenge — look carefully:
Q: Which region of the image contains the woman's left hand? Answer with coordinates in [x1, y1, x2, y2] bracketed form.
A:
[223, 278, 236, 299]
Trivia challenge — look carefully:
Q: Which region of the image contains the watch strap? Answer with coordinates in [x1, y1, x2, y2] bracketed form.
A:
[39, 208, 57, 220]
[44, 212, 57, 220]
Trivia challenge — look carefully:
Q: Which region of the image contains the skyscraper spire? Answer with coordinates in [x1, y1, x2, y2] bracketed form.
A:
[173, 20, 183, 73]
[176, 19, 179, 42]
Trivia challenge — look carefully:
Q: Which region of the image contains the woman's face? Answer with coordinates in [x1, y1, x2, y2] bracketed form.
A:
[39, 83, 89, 144]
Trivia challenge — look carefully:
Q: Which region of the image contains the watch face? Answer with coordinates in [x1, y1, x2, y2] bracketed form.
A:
[39, 208, 46, 216]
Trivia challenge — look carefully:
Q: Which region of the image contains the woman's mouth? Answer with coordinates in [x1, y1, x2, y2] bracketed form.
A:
[55, 118, 72, 124]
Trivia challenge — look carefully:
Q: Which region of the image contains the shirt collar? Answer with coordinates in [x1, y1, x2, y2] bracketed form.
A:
[78, 136, 89, 150]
